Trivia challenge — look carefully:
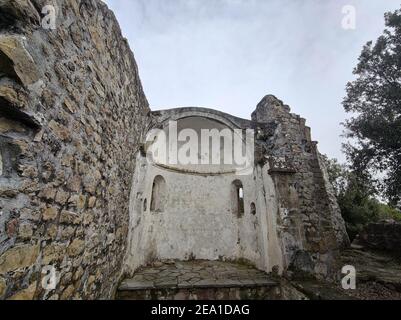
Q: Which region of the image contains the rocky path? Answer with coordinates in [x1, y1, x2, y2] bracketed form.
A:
[341, 247, 401, 300]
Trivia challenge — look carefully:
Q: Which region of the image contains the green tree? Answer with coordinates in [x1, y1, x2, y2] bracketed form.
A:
[343, 7, 401, 207]
[322, 155, 401, 240]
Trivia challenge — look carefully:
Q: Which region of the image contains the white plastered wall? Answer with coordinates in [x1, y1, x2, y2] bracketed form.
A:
[124, 116, 283, 275]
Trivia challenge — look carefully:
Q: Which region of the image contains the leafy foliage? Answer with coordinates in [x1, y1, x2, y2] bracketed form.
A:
[322, 155, 401, 240]
[343, 7, 401, 206]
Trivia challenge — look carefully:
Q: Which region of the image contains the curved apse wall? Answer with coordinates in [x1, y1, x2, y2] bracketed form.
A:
[125, 115, 273, 274]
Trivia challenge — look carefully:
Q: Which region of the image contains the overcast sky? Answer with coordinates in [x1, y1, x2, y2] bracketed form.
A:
[104, 0, 400, 162]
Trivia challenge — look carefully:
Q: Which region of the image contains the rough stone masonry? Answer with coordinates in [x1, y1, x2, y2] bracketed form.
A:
[0, 0, 349, 300]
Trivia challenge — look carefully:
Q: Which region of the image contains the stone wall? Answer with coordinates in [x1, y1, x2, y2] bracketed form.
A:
[125, 113, 267, 274]
[357, 221, 401, 254]
[0, 0, 149, 299]
[252, 95, 350, 279]
[0, 0, 350, 300]
[125, 99, 349, 281]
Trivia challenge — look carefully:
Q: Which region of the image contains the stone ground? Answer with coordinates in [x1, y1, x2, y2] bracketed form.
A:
[117, 248, 401, 300]
[341, 247, 401, 300]
[119, 260, 277, 290]
[292, 248, 401, 300]
[117, 260, 282, 299]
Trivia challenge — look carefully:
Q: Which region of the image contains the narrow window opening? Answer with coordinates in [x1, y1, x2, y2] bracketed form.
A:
[150, 175, 167, 213]
[250, 202, 256, 215]
[238, 187, 244, 215]
[231, 180, 244, 218]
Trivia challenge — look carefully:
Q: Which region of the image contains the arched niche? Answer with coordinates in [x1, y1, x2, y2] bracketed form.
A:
[145, 116, 251, 175]
[150, 175, 167, 213]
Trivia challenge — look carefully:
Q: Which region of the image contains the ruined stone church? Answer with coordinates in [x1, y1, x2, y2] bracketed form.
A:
[0, 0, 349, 300]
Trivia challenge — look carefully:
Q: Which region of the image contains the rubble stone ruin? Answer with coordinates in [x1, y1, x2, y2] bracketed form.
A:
[0, 0, 349, 300]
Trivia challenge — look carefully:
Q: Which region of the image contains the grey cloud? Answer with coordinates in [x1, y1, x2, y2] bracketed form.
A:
[105, 0, 400, 162]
